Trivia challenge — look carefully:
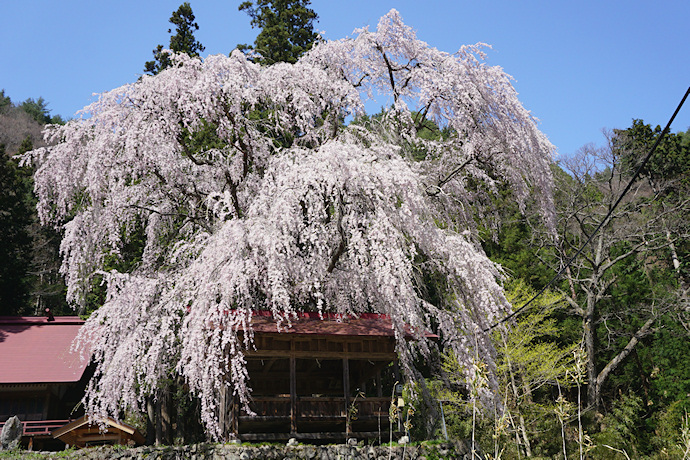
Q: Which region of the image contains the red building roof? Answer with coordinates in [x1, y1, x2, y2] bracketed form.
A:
[249, 311, 437, 339]
[0, 316, 89, 384]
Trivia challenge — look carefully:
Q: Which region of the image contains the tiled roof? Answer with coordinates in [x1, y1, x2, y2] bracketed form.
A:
[0, 316, 88, 384]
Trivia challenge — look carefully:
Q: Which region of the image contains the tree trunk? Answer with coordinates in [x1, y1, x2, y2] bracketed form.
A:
[160, 385, 172, 445]
[146, 396, 156, 445]
[503, 335, 533, 457]
[585, 235, 604, 409]
[584, 323, 598, 407]
[584, 296, 599, 409]
[174, 376, 185, 444]
[155, 396, 163, 445]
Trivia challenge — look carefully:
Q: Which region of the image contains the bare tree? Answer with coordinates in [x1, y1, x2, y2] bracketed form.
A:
[543, 131, 689, 409]
[0, 107, 45, 156]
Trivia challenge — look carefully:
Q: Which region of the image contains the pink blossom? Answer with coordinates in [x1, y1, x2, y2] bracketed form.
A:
[23, 9, 554, 438]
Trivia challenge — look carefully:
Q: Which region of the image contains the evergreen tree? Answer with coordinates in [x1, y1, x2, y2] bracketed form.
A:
[0, 93, 68, 316]
[144, 2, 205, 75]
[238, 0, 319, 65]
[0, 141, 34, 315]
[20, 97, 52, 124]
[616, 119, 690, 187]
[0, 90, 11, 112]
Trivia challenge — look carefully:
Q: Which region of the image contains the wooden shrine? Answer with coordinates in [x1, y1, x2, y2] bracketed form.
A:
[220, 312, 426, 442]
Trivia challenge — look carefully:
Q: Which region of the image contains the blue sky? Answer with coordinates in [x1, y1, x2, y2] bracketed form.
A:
[2, 0, 689, 157]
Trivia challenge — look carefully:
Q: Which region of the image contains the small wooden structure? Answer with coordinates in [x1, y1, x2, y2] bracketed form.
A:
[221, 312, 431, 442]
[52, 415, 145, 448]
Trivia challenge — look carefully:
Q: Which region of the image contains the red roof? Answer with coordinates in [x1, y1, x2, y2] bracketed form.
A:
[0, 316, 89, 384]
[249, 311, 436, 339]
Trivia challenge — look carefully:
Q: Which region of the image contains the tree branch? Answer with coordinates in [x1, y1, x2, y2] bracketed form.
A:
[327, 193, 346, 273]
[376, 45, 398, 101]
[595, 315, 656, 389]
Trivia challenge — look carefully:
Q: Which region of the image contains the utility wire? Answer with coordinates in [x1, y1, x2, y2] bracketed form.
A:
[485, 86, 690, 332]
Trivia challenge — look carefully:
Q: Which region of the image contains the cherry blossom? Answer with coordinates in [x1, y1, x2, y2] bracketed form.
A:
[24, 9, 554, 438]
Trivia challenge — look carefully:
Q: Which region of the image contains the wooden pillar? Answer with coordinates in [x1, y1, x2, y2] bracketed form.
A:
[290, 354, 297, 434]
[343, 356, 350, 436]
[376, 370, 383, 398]
[232, 393, 239, 437]
[392, 361, 402, 432]
[219, 384, 229, 440]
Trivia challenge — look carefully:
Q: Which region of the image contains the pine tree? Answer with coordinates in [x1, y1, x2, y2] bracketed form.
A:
[144, 2, 205, 75]
[238, 0, 319, 65]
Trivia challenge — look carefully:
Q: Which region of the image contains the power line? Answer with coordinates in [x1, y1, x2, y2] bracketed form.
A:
[486, 86, 690, 332]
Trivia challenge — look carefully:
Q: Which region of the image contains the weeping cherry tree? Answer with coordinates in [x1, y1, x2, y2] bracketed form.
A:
[24, 10, 555, 438]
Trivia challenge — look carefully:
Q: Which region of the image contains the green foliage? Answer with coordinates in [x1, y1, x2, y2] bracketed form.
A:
[0, 447, 77, 459]
[145, 2, 205, 75]
[609, 316, 690, 431]
[82, 218, 147, 316]
[238, 0, 319, 65]
[495, 282, 582, 457]
[480, 187, 553, 290]
[20, 97, 51, 124]
[650, 396, 690, 456]
[410, 378, 472, 441]
[616, 118, 690, 187]
[0, 142, 34, 315]
[433, 281, 580, 457]
[646, 320, 690, 406]
[4, 137, 69, 316]
[384, 116, 690, 456]
[179, 119, 229, 157]
[0, 89, 11, 112]
[0, 93, 69, 316]
[497, 281, 574, 391]
[146, 44, 173, 75]
[614, 119, 690, 286]
[50, 114, 66, 125]
[13, 96, 64, 125]
[350, 108, 457, 162]
[591, 392, 643, 458]
[168, 3, 205, 57]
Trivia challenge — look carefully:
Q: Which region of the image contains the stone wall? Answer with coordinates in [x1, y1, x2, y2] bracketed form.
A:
[2, 440, 474, 459]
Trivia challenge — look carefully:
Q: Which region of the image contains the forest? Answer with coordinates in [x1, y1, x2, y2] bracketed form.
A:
[1, 2, 689, 458]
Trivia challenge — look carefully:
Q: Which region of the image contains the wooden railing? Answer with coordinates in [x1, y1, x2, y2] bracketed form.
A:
[243, 396, 390, 419]
[246, 396, 291, 417]
[237, 396, 395, 441]
[0, 419, 69, 436]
